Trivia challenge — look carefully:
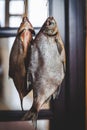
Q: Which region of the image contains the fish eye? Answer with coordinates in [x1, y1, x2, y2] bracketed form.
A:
[51, 22, 55, 25]
[47, 20, 55, 26]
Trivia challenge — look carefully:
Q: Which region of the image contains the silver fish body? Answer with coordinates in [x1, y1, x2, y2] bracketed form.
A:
[22, 17, 66, 129]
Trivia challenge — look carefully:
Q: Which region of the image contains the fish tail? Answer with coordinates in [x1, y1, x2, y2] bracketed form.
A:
[22, 106, 38, 129]
[20, 97, 23, 111]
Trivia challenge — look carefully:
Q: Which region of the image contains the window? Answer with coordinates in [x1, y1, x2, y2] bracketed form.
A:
[0, 0, 5, 27]
[8, 0, 48, 28]
[9, 0, 25, 27]
[28, 0, 48, 27]
[0, 0, 50, 130]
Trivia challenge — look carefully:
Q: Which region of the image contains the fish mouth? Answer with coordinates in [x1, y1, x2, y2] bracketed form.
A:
[23, 16, 28, 22]
[46, 17, 56, 29]
[22, 16, 30, 23]
[43, 17, 58, 36]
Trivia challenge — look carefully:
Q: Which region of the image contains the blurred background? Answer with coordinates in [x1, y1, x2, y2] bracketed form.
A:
[0, 0, 86, 130]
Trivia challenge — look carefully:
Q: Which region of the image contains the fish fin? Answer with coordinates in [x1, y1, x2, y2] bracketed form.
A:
[27, 71, 32, 89]
[55, 37, 66, 74]
[62, 60, 66, 74]
[45, 96, 52, 103]
[22, 106, 38, 129]
[19, 93, 24, 111]
[55, 38, 63, 55]
[26, 71, 33, 93]
[53, 85, 61, 100]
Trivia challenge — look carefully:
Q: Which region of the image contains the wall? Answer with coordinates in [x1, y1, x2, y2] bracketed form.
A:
[86, 0, 87, 130]
[50, 0, 85, 130]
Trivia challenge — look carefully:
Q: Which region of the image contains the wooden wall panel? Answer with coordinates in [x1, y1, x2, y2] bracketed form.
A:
[50, 0, 85, 130]
[85, 0, 87, 130]
[85, 28, 87, 130]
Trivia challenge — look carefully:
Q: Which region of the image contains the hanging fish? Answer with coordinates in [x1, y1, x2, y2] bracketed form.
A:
[22, 17, 66, 129]
[9, 16, 35, 110]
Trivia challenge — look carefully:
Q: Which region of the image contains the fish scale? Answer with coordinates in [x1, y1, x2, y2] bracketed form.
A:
[9, 16, 35, 110]
[22, 17, 66, 130]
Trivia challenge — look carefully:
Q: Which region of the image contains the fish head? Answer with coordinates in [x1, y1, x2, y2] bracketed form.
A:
[18, 16, 35, 37]
[42, 17, 58, 36]
[17, 16, 35, 57]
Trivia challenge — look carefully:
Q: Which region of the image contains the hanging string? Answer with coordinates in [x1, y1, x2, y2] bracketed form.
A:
[45, 0, 48, 6]
[45, 0, 49, 17]
[23, 0, 28, 17]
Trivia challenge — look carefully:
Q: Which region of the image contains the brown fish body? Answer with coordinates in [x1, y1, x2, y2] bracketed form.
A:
[22, 17, 66, 129]
[9, 16, 35, 110]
